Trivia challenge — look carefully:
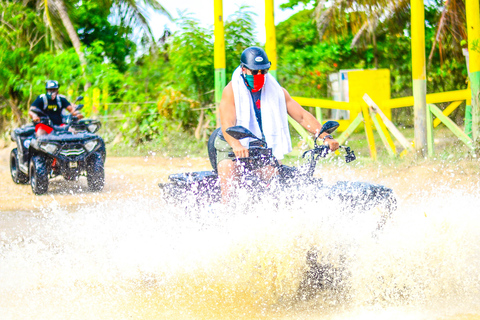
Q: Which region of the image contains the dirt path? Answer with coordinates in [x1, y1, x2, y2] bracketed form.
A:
[0, 147, 211, 211]
[2, 147, 480, 319]
[1, 146, 479, 212]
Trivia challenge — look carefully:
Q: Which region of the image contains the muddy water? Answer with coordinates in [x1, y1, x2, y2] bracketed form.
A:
[1, 149, 480, 320]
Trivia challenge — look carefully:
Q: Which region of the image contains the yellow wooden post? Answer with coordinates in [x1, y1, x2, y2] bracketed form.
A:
[84, 94, 91, 117]
[265, 0, 277, 79]
[214, 0, 226, 126]
[361, 102, 377, 160]
[92, 87, 100, 116]
[411, 0, 428, 156]
[371, 114, 396, 157]
[102, 85, 108, 115]
[374, 113, 396, 154]
[466, 0, 480, 143]
[364, 93, 413, 152]
[100, 85, 108, 131]
[433, 101, 463, 128]
[67, 88, 74, 101]
[337, 112, 363, 145]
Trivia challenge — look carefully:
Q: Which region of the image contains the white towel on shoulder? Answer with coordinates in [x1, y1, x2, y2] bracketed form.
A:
[231, 66, 292, 160]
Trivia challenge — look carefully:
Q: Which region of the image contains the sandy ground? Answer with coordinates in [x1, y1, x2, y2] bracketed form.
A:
[0, 147, 212, 211]
[1, 146, 480, 212]
[2, 146, 480, 320]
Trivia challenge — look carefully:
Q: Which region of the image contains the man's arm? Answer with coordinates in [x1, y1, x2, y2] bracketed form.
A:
[28, 110, 40, 122]
[66, 105, 83, 119]
[29, 96, 44, 122]
[219, 82, 249, 158]
[283, 88, 339, 150]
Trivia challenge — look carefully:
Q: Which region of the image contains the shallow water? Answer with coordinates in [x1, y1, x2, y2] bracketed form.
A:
[1, 185, 480, 320]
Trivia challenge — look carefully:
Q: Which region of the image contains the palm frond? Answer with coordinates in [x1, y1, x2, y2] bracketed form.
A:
[428, 0, 466, 65]
[315, 0, 410, 46]
[110, 0, 172, 42]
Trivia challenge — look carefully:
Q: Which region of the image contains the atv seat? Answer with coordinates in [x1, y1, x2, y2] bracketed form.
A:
[208, 127, 221, 173]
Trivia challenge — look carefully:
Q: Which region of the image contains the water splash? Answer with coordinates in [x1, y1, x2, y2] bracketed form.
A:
[1, 186, 480, 319]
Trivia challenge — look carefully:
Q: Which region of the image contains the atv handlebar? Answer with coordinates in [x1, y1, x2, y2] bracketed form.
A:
[228, 147, 276, 171]
[227, 143, 355, 176]
[223, 121, 355, 175]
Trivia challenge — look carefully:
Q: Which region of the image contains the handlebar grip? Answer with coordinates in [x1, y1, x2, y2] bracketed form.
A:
[227, 152, 258, 161]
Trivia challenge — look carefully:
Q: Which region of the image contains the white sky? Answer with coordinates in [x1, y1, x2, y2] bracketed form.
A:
[148, 0, 312, 43]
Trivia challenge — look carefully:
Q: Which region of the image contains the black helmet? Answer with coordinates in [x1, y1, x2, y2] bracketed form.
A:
[240, 46, 271, 70]
[45, 80, 59, 90]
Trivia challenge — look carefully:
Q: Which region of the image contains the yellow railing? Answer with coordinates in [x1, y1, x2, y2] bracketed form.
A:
[291, 88, 472, 159]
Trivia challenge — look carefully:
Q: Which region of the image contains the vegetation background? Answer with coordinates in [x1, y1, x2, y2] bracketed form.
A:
[0, 0, 471, 159]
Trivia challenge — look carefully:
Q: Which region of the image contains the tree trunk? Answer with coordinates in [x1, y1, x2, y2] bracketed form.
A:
[195, 110, 205, 140]
[7, 97, 23, 124]
[372, 24, 378, 69]
[53, 0, 91, 90]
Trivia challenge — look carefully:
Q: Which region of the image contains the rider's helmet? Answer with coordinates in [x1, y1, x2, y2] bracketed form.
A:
[45, 80, 59, 100]
[240, 46, 271, 70]
[45, 80, 59, 90]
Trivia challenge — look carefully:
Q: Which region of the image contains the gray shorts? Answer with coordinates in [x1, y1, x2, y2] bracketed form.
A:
[214, 135, 236, 165]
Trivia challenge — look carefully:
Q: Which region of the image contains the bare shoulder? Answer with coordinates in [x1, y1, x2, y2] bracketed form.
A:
[221, 81, 234, 101]
[223, 81, 233, 94]
[281, 87, 292, 101]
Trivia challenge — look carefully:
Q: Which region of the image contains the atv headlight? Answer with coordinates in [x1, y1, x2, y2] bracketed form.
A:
[85, 140, 98, 152]
[40, 143, 58, 154]
[87, 124, 99, 133]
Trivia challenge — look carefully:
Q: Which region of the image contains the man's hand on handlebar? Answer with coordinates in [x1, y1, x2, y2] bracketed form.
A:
[233, 144, 249, 159]
[72, 111, 83, 119]
[31, 114, 41, 123]
[324, 137, 340, 151]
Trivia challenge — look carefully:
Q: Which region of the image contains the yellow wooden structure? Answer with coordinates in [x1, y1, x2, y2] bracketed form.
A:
[466, 0, 480, 142]
[291, 69, 392, 158]
[411, 0, 428, 154]
[265, 0, 277, 79]
[291, 87, 472, 159]
[214, 0, 226, 110]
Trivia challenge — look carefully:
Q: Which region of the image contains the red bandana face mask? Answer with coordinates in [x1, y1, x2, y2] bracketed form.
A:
[245, 74, 266, 92]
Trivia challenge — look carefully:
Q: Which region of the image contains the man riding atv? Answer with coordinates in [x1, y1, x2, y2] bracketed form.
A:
[28, 80, 83, 136]
[216, 46, 340, 203]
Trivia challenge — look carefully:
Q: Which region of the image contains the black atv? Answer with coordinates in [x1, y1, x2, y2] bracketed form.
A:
[10, 97, 106, 195]
[159, 121, 397, 227]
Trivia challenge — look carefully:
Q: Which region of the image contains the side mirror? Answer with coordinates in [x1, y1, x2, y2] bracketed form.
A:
[226, 126, 261, 141]
[74, 96, 84, 103]
[75, 104, 84, 111]
[320, 120, 340, 135]
[314, 120, 340, 146]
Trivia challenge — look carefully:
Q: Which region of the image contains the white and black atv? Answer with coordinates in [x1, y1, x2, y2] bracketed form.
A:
[159, 121, 397, 228]
[10, 98, 106, 195]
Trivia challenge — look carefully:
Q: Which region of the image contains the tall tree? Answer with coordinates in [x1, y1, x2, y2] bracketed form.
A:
[0, 2, 47, 123]
[313, 0, 410, 68]
[26, 0, 171, 80]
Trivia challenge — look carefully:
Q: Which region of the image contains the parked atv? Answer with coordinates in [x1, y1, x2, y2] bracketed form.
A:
[159, 121, 397, 227]
[10, 97, 106, 195]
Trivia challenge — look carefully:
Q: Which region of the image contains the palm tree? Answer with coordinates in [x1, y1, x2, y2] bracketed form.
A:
[314, 0, 410, 68]
[29, 0, 171, 76]
[427, 0, 466, 65]
[314, 0, 468, 68]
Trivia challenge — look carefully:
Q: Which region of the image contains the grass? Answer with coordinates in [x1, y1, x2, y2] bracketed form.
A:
[3, 120, 477, 172]
[104, 123, 478, 161]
